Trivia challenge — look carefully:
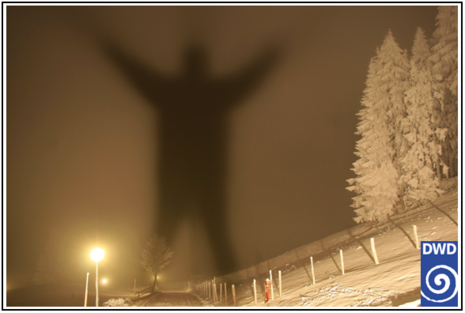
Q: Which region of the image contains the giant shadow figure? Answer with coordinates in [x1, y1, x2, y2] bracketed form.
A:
[103, 40, 279, 274]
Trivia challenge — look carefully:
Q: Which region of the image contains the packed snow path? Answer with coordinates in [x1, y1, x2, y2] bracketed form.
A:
[134, 292, 203, 307]
[198, 190, 458, 307]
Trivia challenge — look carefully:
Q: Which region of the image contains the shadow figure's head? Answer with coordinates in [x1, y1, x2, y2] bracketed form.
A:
[183, 44, 208, 79]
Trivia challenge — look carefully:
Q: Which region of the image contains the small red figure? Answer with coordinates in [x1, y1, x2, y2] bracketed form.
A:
[264, 278, 271, 303]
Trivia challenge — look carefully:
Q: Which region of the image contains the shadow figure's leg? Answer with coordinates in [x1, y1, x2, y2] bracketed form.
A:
[155, 177, 188, 241]
[202, 204, 237, 274]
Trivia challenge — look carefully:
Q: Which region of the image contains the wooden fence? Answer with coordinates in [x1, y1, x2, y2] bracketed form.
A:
[191, 194, 457, 306]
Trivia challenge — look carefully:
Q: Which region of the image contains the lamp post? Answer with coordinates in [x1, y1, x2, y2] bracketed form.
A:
[90, 248, 105, 307]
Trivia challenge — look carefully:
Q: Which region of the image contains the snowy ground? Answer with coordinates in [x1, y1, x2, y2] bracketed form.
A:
[195, 189, 459, 308]
[10, 188, 456, 308]
[129, 292, 202, 307]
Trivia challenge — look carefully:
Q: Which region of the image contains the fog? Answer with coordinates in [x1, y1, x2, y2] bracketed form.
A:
[6, 5, 437, 288]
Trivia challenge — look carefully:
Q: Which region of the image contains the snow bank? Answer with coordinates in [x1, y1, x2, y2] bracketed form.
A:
[199, 191, 458, 307]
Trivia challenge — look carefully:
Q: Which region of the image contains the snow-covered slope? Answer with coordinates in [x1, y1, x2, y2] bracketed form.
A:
[196, 188, 458, 307]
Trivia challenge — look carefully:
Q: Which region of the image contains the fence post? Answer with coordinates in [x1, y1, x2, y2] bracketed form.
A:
[371, 237, 379, 264]
[224, 283, 227, 306]
[253, 279, 257, 304]
[214, 283, 217, 302]
[269, 270, 274, 300]
[413, 225, 420, 249]
[279, 270, 282, 298]
[340, 249, 345, 275]
[232, 284, 237, 306]
[220, 283, 223, 304]
[310, 257, 315, 285]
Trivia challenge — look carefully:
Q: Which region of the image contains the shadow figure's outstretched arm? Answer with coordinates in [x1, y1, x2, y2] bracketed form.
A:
[101, 39, 175, 107]
[212, 46, 282, 107]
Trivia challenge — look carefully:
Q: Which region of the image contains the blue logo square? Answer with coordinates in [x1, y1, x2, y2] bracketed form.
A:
[421, 241, 458, 307]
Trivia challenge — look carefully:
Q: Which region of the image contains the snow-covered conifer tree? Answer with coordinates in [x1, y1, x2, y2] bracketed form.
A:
[400, 27, 443, 207]
[347, 30, 410, 223]
[429, 6, 458, 178]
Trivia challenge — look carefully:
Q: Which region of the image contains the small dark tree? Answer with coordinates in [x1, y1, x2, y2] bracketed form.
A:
[140, 234, 174, 293]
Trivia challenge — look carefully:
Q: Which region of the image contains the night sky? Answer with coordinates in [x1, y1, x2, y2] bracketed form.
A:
[6, 5, 439, 288]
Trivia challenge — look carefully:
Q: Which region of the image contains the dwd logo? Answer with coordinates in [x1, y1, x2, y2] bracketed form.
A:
[421, 241, 458, 307]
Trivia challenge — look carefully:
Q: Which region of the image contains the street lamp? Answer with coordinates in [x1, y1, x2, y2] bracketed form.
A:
[90, 248, 105, 307]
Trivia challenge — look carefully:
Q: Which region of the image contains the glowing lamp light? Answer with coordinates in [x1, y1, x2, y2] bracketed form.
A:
[102, 279, 107, 284]
[90, 248, 105, 263]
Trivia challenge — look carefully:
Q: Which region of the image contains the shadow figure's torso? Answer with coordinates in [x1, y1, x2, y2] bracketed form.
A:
[104, 42, 279, 274]
[158, 106, 228, 228]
